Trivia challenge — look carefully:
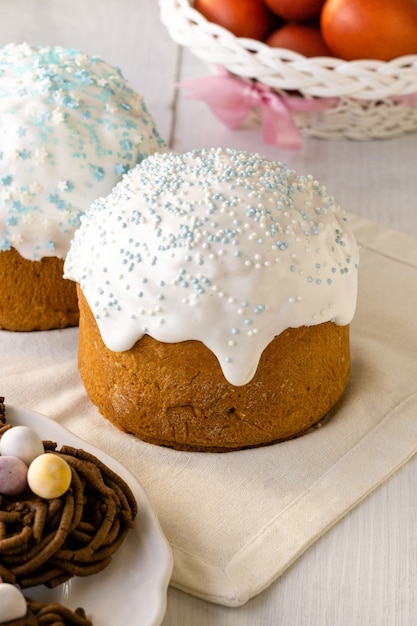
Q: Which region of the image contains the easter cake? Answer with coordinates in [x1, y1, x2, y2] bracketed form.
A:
[0, 43, 164, 332]
[64, 147, 359, 452]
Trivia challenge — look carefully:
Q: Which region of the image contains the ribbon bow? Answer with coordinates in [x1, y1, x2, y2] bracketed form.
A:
[178, 72, 338, 150]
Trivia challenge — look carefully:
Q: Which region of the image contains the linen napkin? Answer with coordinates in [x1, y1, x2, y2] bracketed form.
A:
[2, 213, 417, 607]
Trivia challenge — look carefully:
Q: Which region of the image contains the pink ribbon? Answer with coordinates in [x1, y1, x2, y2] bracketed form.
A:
[177, 72, 338, 150]
[390, 92, 417, 106]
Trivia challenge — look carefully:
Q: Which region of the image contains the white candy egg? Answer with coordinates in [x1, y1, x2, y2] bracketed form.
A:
[0, 425, 44, 465]
[27, 453, 72, 499]
[0, 582, 27, 621]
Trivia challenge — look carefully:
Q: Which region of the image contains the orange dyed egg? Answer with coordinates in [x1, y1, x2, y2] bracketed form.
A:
[266, 23, 333, 57]
[194, 0, 277, 40]
[264, 0, 325, 22]
[321, 0, 417, 61]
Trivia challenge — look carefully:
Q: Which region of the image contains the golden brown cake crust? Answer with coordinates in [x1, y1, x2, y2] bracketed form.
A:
[0, 248, 79, 331]
[77, 288, 351, 452]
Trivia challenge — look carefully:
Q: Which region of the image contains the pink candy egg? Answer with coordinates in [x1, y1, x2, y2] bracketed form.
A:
[0, 455, 28, 496]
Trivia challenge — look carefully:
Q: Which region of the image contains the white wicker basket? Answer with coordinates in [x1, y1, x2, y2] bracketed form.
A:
[159, 0, 417, 143]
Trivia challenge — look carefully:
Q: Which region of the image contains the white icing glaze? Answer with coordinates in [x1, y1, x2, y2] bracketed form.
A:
[0, 43, 164, 260]
[64, 148, 359, 386]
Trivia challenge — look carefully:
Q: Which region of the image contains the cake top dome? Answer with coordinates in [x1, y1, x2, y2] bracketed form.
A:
[0, 43, 164, 260]
[64, 147, 359, 385]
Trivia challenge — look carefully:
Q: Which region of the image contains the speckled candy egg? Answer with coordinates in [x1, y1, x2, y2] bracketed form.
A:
[0, 455, 28, 496]
[0, 583, 27, 622]
[27, 452, 72, 499]
[0, 425, 44, 465]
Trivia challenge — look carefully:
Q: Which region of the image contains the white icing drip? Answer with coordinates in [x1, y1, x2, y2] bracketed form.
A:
[64, 148, 359, 386]
[0, 43, 164, 260]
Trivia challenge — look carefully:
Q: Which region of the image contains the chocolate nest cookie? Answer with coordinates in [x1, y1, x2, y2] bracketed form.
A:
[0, 401, 137, 589]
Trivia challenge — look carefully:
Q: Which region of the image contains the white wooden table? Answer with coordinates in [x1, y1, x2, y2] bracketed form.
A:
[1, 1, 417, 624]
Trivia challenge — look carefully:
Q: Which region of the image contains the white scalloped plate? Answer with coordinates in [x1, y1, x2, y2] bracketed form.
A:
[4, 405, 173, 626]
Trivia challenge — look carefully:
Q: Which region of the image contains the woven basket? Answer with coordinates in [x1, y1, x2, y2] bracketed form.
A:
[159, 0, 417, 142]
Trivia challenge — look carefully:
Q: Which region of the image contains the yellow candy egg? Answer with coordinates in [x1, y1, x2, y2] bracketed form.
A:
[27, 453, 72, 499]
